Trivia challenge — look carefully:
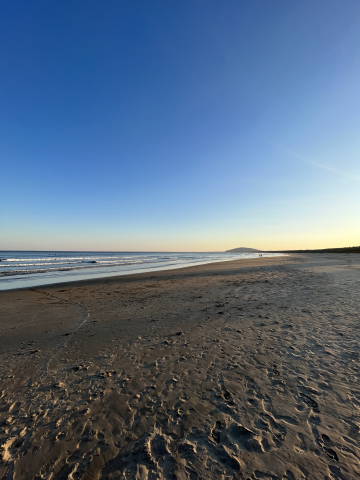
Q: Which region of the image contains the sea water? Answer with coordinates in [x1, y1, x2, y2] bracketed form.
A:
[0, 251, 284, 291]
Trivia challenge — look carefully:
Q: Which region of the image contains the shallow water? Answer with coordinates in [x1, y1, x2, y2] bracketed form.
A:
[0, 251, 284, 290]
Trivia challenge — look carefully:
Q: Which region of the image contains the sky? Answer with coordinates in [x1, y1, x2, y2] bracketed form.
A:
[1, 0, 360, 252]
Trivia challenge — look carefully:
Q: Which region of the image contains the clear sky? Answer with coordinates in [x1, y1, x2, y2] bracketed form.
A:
[1, 0, 359, 251]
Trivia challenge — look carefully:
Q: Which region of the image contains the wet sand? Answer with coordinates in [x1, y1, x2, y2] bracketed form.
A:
[0, 254, 359, 479]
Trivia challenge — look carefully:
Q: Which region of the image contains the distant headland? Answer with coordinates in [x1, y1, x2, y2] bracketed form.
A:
[225, 247, 261, 253]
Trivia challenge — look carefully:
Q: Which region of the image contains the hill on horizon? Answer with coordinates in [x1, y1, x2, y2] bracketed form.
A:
[225, 247, 261, 253]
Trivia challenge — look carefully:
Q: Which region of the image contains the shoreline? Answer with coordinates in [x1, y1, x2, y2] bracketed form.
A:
[1, 253, 359, 479]
[0, 253, 285, 292]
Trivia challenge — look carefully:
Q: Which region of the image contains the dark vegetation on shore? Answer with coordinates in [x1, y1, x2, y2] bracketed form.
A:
[268, 246, 360, 254]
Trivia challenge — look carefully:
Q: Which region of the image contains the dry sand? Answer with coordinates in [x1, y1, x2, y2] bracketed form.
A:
[0, 254, 359, 480]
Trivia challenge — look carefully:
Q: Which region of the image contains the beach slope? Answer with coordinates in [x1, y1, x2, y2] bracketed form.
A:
[0, 254, 359, 479]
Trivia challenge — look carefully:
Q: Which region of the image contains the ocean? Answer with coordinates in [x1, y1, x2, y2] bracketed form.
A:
[0, 251, 284, 291]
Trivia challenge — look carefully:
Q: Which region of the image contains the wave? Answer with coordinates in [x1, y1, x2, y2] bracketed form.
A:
[0, 257, 198, 271]
[0, 259, 181, 276]
[0, 261, 86, 267]
[2, 256, 147, 262]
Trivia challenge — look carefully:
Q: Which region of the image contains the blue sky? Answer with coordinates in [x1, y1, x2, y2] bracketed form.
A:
[1, 0, 359, 251]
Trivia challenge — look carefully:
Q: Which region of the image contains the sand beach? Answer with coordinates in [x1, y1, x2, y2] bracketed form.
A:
[1, 254, 359, 479]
